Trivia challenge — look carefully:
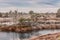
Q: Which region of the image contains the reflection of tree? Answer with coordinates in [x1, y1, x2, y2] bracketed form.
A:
[20, 33, 25, 39]
[19, 33, 30, 40]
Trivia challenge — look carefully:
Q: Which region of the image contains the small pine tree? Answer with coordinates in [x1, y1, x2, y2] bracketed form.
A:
[0, 13, 2, 17]
[29, 10, 34, 15]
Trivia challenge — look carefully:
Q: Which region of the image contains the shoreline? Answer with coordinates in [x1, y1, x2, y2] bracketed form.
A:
[0, 25, 60, 33]
[30, 32, 60, 40]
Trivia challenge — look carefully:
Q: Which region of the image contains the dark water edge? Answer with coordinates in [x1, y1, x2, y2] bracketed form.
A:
[0, 29, 60, 40]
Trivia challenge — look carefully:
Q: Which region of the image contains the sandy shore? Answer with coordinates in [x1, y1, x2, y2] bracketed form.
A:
[30, 32, 60, 40]
[0, 25, 60, 33]
[0, 24, 60, 33]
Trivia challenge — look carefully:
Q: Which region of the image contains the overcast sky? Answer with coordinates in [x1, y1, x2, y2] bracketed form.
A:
[0, 0, 60, 13]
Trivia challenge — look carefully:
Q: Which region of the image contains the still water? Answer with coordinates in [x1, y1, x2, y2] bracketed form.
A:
[0, 29, 60, 40]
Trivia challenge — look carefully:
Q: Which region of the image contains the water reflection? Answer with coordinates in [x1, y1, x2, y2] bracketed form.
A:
[0, 30, 60, 40]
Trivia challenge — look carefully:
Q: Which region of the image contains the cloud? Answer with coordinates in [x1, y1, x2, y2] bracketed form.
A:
[0, 0, 58, 7]
[0, 0, 60, 13]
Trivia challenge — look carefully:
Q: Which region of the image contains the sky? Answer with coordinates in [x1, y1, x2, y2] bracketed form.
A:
[0, 0, 60, 13]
